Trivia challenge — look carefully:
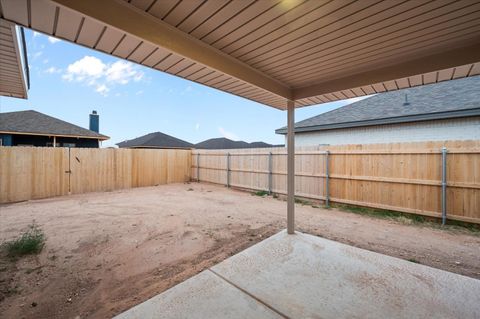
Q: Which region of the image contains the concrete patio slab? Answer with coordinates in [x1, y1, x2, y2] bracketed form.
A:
[116, 230, 480, 319]
[114, 270, 282, 319]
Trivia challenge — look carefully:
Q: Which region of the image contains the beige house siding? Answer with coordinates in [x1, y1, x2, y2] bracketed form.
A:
[288, 117, 480, 146]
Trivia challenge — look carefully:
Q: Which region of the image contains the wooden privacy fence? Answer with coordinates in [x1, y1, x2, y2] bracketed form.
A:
[192, 141, 480, 224]
[0, 147, 191, 203]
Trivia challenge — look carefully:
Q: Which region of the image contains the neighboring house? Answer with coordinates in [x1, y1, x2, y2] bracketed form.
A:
[116, 132, 193, 149]
[0, 110, 109, 147]
[117, 134, 279, 150]
[275, 76, 480, 146]
[195, 137, 279, 149]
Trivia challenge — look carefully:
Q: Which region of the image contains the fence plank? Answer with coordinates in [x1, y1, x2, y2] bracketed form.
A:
[0, 147, 191, 203]
[192, 141, 480, 224]
[0, 147, 69, 203]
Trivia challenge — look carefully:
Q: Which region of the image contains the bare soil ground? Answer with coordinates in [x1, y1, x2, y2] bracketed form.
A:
[0, 183, 479, 319]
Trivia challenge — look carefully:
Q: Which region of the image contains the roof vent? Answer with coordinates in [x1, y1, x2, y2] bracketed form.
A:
[403, 93, 410, 106]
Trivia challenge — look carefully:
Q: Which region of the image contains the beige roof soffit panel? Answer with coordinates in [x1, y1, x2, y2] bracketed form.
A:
[0, 19, 28, 99]
[51, 0, 292, 101]
[293, 41, 480, 100]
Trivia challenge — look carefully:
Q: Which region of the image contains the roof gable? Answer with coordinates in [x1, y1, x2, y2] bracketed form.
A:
[0, 110, 109, 139]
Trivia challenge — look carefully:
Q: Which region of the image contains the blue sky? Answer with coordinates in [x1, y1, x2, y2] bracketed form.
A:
[0, 30, 365, 147]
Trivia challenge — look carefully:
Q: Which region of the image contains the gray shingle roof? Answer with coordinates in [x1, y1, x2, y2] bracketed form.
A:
[0, 110, 109, 139]
[194, 138, 277, 149]
[276, 76, 480, 134]
[117, 132, 193, 149]
[195, 138, 249, 149]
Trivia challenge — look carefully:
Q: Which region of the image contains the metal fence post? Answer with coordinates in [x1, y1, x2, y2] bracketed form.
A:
[197, 153, 200, 182]
[67, 147, 72, 194]
[441, 147, 447, 225]
[325, 150, 330, 207]
[227, 152, 231, 187]
[268, 152, 273, 194]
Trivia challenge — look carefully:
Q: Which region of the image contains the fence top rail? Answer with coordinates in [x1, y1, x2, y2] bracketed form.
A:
[192, 152, 328, 156]
[192, 149, 480, 156]
[326, 150, 480, 155]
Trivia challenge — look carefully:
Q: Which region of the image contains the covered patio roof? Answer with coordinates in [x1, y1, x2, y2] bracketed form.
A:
[1, 0, 479, 109]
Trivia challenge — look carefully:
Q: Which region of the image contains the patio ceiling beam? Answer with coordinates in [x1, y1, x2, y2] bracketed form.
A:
[293, 41, 480, 100]
[51, 0, 292, 101]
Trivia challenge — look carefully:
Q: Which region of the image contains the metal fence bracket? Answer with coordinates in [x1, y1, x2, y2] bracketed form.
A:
[197, 153, 200, 182]
[441, 147, 447, 225]
[325, 150, 330, 208]
[268, 152, 273, 194]
[227, 153, 231, 187]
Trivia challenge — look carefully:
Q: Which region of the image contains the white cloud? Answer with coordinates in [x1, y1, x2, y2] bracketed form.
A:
[63, 56, 106, 82]
[62, 56, 144, 96]
[218, 127, 239, 141]
[48, 36, 61, 44]
[106, 60, 143, 84]
[195, 123, 200, 131]
[135, 90, 144, 95]
[33, 31, 41, 37]
[96, 84, 109, 96]
[45, 66, 61, 74]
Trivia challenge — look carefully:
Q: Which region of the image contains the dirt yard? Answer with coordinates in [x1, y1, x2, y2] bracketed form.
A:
[0, 183, 479, 318]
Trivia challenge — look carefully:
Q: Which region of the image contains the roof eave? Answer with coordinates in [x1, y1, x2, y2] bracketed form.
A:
[275, 108, 480, 134]
[0, 130, 110, 140]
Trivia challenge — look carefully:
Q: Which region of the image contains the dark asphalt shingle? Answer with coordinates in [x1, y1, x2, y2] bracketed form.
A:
[117, 132, 193, 149]
[0, 110, 108, 139]
[194, 138, 278, 149]
[117, 134, 278, 150]
[195, 138, 249, 149]
[276, 76, 480, 134]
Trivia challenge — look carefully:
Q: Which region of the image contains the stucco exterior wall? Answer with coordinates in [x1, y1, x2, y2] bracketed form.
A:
[286, 117, 480, 146]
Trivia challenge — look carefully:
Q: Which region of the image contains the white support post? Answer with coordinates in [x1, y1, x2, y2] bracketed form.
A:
[53, 136, 56, 147]
[287, 100, 295, 234]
